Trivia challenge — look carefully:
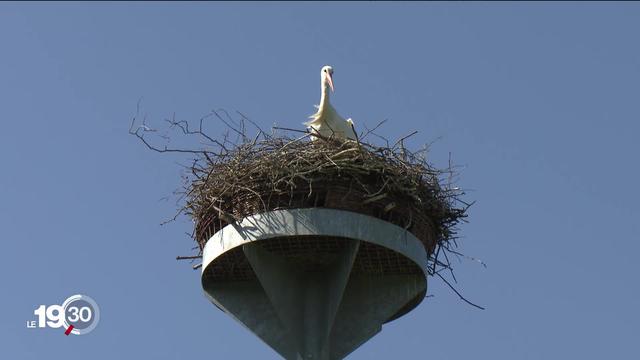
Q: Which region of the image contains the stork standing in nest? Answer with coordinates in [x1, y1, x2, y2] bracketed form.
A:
[305, 65, 357, 141]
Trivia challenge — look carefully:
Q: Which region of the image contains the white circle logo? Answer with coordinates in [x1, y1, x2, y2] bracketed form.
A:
[61, 294, 100, 335]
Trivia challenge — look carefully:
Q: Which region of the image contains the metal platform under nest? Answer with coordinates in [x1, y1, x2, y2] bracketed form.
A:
[201, 208, 428, 360]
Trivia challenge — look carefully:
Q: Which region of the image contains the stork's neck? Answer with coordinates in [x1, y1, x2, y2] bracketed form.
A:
[319, 81, 331, 111]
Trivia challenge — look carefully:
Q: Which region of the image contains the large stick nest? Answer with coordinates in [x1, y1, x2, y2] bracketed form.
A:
[130, 109, 480, 307]
[176, 124, 469, 265]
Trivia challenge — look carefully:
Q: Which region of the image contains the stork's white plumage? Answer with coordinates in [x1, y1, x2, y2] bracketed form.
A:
[305, 65, 357, 141]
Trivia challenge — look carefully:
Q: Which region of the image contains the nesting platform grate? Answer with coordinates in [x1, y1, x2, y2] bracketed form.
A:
[202, 235, 423, 282]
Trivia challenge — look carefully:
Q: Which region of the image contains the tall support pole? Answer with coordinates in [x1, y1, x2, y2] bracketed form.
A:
[244, 239, 360, 359]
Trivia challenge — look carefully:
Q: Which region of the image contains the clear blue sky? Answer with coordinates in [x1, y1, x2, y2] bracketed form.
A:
[2, 2, 639, 359]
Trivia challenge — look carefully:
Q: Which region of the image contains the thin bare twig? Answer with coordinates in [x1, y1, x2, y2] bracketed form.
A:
[434, 272, 485, 310]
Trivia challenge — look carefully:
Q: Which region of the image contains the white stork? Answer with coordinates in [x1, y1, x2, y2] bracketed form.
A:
[305, 65, 357, 141]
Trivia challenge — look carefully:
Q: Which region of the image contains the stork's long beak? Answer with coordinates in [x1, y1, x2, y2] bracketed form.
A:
[326, 73, 334, 92]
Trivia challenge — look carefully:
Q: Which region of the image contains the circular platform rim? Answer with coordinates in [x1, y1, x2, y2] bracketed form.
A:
[201, 208, 428, 278]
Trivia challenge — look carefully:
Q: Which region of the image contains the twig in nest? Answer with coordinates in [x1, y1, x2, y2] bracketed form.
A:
[176, 255, 202, 260]
[434, 272, 485, 310]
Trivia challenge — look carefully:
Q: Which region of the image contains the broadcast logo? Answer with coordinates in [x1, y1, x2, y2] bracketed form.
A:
[27, 294, 100, 336]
